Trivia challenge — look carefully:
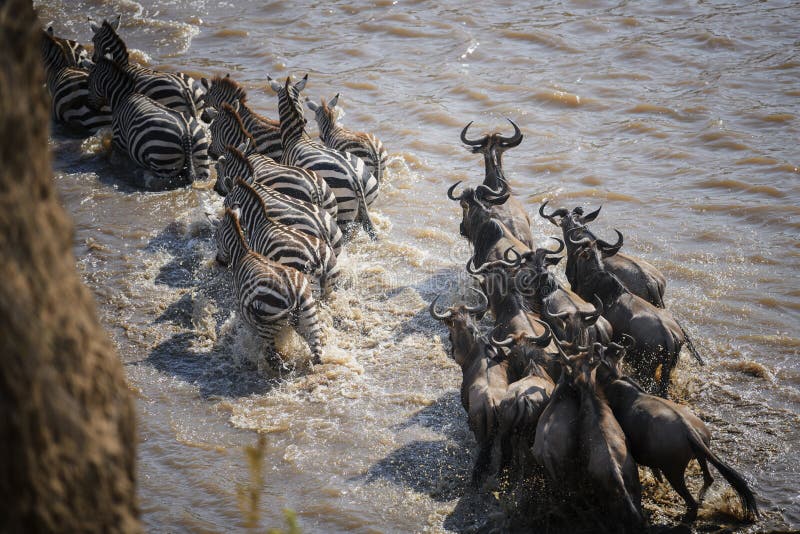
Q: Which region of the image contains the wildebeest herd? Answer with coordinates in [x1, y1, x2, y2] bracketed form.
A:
[43, 15, 760, 533]
[431, 122, 760, 530]
[42, 16, 387, 366]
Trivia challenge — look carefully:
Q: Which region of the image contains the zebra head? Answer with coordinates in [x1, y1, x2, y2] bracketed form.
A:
[214, 205, 245, 267]
[268, 73, 308, 136]
[203, 73, 247, 111]
[89, 14, 123, 64]
[305, 93, 340, 137]
[209, 100, 250, 158]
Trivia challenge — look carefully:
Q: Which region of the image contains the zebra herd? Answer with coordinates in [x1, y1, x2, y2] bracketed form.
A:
[42, 16, 388, 365]
[432, 122, 759, 529]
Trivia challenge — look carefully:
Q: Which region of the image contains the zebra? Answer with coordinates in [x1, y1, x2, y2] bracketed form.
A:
[224, 175, 344, 257]
[208, 100, 281, 161]
[45, 26, 92, 68]
[307, 93, 388, 186]
[201, 74, 282, 160]
[89, 16, 204, 119]
[87, 55, 211, 189]
[215, 207, 324, 365]
[267, 74, 379, 239]
[214, 138, 338, 220]
[224, 179, 339, 296]
[41, 29, 111, 131]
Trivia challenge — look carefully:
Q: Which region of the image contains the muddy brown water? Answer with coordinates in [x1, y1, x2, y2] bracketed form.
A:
[36, 0, 798, 531]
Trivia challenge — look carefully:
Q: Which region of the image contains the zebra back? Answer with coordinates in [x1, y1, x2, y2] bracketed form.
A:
[268, 74, 378, 238]
[308, 94, 388, 185]
[229, 179, 338, 295]
[218, 207, 324, 363]
[90, 16, 200, 118]
[214, 143, 339, 220]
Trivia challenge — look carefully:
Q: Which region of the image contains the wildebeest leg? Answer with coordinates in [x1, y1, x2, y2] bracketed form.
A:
[658, 350, 678, 398]
[663, 465, 698, 523]
[651, 467, 663, 482]
[472, 435, 495, 487]
[697, 456, 715, 503]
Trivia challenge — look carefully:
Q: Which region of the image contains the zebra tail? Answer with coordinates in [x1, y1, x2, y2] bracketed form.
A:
[676, 318, 705, 366]
[353, 158, 377, 240]
[182, 131, 195, 183]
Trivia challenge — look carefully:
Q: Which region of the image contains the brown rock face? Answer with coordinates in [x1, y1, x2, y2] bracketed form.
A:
[0, 1, 140, 531]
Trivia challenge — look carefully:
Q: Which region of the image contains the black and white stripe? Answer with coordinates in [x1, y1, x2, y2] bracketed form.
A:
[225, 177, 343, 257]
[214, 207, 324, 364]
[202, 74, 282, 160]
[45, 26, 92, 68]
[214, 140, 338, 219]
[41, 29, 111, 131]
[223, 179, 339, 296]
[308, 93, 388, 185]
[89, 16, 204, 119]
[268, 74, 379, 239]
[87, 56, 210, 188]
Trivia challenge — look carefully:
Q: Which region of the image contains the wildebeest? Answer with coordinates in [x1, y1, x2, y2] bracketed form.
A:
[569, 235, 703, 397]
[570, 344, 645, 532]
[503, 240, 614, 350]
[540, 201, 667, 308]
[490, 329, 555, 477]
[448, 180, 531, 267]
[460, 120, 535, 248]
[466, 258, 552, 381]
[597, 345, 760, 523]
[429, 291, 509, 486]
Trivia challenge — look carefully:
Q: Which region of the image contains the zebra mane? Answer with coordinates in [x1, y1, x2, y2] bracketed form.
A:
[224, 207, 250, 252]
[224, 143, 255, 175]
[234, 177, 270, 217]
[212, 74, 248, 104]
[219, 102, 258, 146]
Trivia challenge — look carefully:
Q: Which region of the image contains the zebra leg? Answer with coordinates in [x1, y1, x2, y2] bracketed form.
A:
[294, 287, 324, 365]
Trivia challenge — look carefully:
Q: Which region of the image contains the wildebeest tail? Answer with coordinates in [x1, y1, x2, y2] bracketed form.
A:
[687, 428, 759, 520]
[676, 318, 705, 366]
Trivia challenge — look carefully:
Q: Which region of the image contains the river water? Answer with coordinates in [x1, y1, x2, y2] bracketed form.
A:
[36, 0, 798, 531]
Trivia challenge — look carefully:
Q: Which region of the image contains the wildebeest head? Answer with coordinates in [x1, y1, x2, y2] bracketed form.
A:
[567, 228, 624, 280]
[447, 181, 509, 240]
[540, 201, 624, 259]
[461, 119, 523, 186]
[544, 294, 603, 350]
[429, 289, 495, 366]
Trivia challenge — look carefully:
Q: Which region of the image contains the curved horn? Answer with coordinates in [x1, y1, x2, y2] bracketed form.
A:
[469, 253, 520, 274]
[475, 181, 509, 205]
[524, 319, 552, 347]
[498, 118, 523, 148]
[579, 205, 602, 223]
[597, 229, 624, 257]
[460, 121, 483, 146]
[545, 301, 570, 320]
[544, 237, 565, 255]
[429, 294, 453, 321]
[567, 226, 592, 246]
[539, 200, 569, 226]
[490, 333, 517, 348]
[446, 181, 464, 201]
[580, 294, 604, 321]
[464, 287, 488, 315]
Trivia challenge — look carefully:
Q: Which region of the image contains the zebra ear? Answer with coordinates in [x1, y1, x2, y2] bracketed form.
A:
[329, 93, 339, 108]
[267, 75, 282, 93]
[306, 98, 319, 112]
[89, 17, 100, 33]
[233, 100, 240, 113]
[110, 14, 121, 30]
[295, 73, 308, 92]
[200, 77, 209, 90]
[46, 26, 54, 36]
[235, 140, 248, 152]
